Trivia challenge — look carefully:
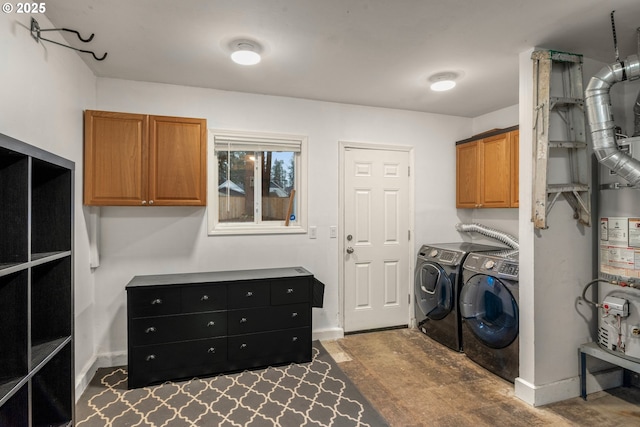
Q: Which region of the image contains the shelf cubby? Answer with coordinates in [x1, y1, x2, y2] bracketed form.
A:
[31, 257, 72, 348]
[31, 343, 73, 426]
[0, 147, 28, 270]
[31, 158, 72, 257]
[0, 384, 28, 426]
[0, 271, 28, 393]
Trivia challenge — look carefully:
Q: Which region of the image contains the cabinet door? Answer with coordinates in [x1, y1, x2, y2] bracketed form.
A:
[480, 133, 511, 208]
[148, 116, 207, 206]
[456, 141, 480, 208]
[510, 130, 519, 207]
[84, 111, 148, 205]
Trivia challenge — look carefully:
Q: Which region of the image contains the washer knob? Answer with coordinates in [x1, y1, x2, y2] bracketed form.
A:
[429, 249, 439, 258]
[484, 260, 495, 270]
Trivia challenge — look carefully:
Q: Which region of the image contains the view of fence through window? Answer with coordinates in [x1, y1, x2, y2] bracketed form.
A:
[218, 150, 296, 223]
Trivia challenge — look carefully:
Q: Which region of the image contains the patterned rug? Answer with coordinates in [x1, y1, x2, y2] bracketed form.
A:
[76, 342, 388, 427]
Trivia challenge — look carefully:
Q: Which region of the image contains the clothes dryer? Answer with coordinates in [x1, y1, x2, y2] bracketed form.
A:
[414, 242, 502, 352]
[460, 249, 519, 382]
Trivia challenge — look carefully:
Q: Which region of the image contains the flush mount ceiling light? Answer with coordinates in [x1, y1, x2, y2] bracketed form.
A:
[230, 39, 262, 65]
[429, 72, 458, 91]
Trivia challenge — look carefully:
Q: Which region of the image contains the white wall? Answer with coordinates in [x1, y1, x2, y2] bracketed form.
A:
[0, 13, 97, 393]
[92, 77, 484, 358]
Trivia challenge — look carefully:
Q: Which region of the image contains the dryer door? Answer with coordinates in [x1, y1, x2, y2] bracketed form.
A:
[460, 274, 518, 349]
[415, 262, 453, 320]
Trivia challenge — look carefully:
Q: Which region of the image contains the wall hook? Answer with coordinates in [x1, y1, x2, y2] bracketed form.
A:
[30, 17, 108, 61]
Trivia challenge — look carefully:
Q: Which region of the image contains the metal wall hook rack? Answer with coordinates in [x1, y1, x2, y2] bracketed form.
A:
[30, 17, 107, 61]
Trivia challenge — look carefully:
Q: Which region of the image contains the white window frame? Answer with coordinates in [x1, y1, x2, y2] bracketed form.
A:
[207, 129, 308, 235]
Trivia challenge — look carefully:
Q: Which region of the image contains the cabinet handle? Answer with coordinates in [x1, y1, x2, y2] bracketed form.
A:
[142, 200, 147, 205]
[145, 327, 156, 333]
[291, 312, 298, 318]
[240, 343, 247, 349]
[207, 321, 216, 327]
[201, 295, 209, 301]
[246, 291, 253, 297]
[149, 200, 154, 205]
[240, 317, 247, 323]
[208, 347, 216, 354]
[286, 288, 294, 294]
[146, 354, 156, 361]
[151, 298, 162, 305]
[292, 336, 298, 342]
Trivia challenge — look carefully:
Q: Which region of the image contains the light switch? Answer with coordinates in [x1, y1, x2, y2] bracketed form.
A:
[329, 226, 337, 238]
[309, 226, 317, 239]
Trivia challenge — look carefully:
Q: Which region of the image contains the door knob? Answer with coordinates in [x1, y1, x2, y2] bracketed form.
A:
[346, 247, 354, 254]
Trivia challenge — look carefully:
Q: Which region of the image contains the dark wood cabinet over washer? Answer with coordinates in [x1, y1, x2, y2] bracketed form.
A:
[126, 267, 314, 389]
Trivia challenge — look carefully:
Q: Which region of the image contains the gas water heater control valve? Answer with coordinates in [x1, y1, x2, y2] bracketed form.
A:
[602, 296, 630, 317]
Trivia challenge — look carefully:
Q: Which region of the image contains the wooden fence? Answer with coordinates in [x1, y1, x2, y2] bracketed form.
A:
[219, 196, 291, 221]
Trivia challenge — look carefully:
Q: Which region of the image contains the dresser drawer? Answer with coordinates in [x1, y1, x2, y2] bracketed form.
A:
[228, 281, 269, 308]
[131, 311, 227, 346]
[227, 328, 310, 361]
[181, 283, 227, 313]
[227, 304, 309, 335]
[270, 278, 311, 305]
[128, 337, 227, 388]
[129, 287, 180, 318]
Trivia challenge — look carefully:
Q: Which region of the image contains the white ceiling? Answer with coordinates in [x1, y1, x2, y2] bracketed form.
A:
[43, 0, 640, 118]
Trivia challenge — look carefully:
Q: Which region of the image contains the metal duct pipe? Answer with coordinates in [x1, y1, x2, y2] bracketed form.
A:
[585, 54, 640, 185]
[455, 223, 519, 250]
[634, 89, 640, 137]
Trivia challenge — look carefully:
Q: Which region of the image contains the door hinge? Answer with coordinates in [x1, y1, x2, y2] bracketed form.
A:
[408, 230, 411, 241]
[408, 166, 410, 177]
[408, 294, 411, 304]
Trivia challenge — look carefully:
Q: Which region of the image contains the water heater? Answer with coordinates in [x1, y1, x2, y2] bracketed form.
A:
[598, 136, 640, 360]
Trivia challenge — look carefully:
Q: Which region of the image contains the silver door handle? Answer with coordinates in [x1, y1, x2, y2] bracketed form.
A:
[346, 247, 354, 254]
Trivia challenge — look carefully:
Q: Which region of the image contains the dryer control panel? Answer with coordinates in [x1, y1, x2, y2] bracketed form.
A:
[417, 245, 463, 266]
[463, 251, 519, 280]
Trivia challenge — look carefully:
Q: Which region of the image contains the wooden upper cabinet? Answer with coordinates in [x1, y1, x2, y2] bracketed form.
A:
[84, 110, 207, 206]
[456, 140, 480, 208]
[455, 127, 518, 209]
[510, 130, 519, 207]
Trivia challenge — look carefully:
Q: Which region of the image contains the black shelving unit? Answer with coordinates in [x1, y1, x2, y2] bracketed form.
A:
[0, 133, 74, 426]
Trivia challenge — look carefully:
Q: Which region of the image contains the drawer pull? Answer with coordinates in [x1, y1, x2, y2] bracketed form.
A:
[240, 317, 247, 323]
[292, 336, 298, 342]
[151, 298, 163, 305]
[201, 295, 209, 301]
[291, 312, 298, 318]
[208, 347, 216, 354]
[207, 321, 216, 327]
[246, 291, 253, 297]
[146, 354, 156, 361]
[240, 343, 247, 349]
[145, 327, 157, 333]
[287, 288, 294, 294]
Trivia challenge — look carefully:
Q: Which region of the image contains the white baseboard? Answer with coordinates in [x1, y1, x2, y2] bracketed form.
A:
[75, 351, 127, 401]
[313, 327, 344, 341]
[514, 368, 623, 406]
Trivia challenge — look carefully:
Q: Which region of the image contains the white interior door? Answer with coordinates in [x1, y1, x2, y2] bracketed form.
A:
[343, 147, 411, 332]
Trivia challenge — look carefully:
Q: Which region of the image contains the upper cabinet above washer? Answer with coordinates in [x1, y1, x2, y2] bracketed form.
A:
[456, 126, 519, 209]
[83, 110, 207, 206]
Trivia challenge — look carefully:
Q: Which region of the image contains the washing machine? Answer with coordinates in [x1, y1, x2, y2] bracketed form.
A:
[414, 242, 503, 352]
[460, 249, 519, 382]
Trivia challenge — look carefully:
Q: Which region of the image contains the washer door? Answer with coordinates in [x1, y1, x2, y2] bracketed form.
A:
[415, 262, 452, 320]
[460, 274, 518, 349]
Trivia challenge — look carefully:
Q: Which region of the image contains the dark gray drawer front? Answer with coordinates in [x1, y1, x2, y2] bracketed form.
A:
[181, 284, 227, 313]
[227, 328, 310, 361]
[227, 304, 309, 335]
[131, 312, 227, 346]
[228, 282, 269, 308]
[129, 287, 180, 318]
[270, 278, 310, 305]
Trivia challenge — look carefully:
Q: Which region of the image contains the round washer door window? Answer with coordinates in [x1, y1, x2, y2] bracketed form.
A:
[460, 274, 518, 349]
[415, 262, 452, 320]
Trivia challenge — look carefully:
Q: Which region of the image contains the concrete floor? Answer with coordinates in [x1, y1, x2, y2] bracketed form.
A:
[324, 328, 640, 427]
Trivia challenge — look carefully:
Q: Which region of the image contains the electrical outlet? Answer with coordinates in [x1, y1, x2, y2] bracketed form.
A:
[329, 226, 337, 238]
[309, 226, 317, 239]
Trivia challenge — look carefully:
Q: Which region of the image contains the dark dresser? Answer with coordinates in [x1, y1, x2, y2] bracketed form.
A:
[126, 267, 313, 389]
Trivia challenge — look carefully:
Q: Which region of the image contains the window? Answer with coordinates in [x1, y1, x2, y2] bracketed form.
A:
[208, 130, 307, 235]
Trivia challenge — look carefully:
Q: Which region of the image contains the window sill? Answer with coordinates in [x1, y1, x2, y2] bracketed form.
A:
[208, 224, 307, 236]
